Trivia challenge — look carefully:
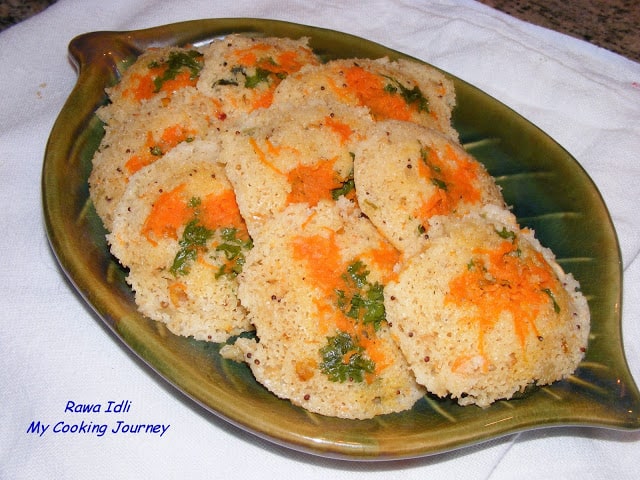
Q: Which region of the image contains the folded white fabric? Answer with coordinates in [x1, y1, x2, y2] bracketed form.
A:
[1, 1, 638, 479]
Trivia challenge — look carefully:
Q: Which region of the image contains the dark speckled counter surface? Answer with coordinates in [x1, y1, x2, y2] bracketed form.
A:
[478, 0, 640, 63]
[0, 0, 55, 30]
[1, 0, 639, 63]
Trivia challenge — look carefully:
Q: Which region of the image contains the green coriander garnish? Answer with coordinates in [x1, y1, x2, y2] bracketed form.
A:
[419, 142, 447, 190]
[420, 145, 441, 172]
[244, 67, 272, 88]
[319, 331, 375, 383]
[149, 146, 163, 157]
[542, 288, 561, 313]
[150, 50, 204, 92]
[331, 157, 356, 200]
[335, 260, 386, 331]
[170, 219, 214, 276]
[331, 176, 355, 200]
[431, 177, 448, 190]
[215, 228, 253, 279]
[167, 197, 252, 278]
[383, 75, 429, 113]
[495, 227, 516, 241]
[187, 196, 201, 209]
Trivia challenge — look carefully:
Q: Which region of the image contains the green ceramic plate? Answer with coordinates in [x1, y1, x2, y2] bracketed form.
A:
[42, 18, 640, 460]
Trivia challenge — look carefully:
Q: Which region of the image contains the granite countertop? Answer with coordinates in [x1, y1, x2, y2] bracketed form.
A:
[478, 0, 640, 63]
[0, 0, 55, 30]
[1, 0, 639, 63]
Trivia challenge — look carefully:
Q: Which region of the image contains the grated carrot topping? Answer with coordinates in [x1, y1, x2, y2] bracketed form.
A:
[286, 158, 342, 206]
[358, 326, 391, 376]
[248, 137, 285, 175]
[343, 66, 412, 121]
[274, 50, 310, 74]
[291, 232, 342, 297]
[233, 45, 315, 111]
[199, 189, 248, 235]
[123, 73, 156, 101]
[414, 143, 482, 224]
[158, 70, 198, 93]
[323, 115, 353, 144]
[141, 184, 190, 245]
[445, 239, 560, 366]
[125, 125, 195, 174]
[251, 89, 274, 110]
[233, 44, 271, 66]
[363, 242, 401, 284]
[415, 188, 450, 220]
[123, 64, 197, 102]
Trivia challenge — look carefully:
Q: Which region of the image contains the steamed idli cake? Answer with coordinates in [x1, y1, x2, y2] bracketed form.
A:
[107, 140, 253, 342]
[273, 57, 458, 140]
[229, 200, 425, 419]
[90, 84, 221, 231]
[353, 120, 505, 258]
[384, 207, 590, 407]
[197, 34, 320, 118]
[100, 46, 206, 111]
[221, 101, 372, 236]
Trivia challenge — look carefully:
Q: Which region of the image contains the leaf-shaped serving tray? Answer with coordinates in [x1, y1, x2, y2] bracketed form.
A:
[42, 18, 640, 460]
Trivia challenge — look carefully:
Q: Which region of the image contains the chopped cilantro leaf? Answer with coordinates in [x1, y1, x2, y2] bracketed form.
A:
[187, 196, 201, 209]
[420, 146, 439, 173]
[335, 261, 386, 331]
[152, 50, 203, 92]
[331, 176, 355, 200]
[383, 75, 429, 113]
[171, 247, 198, 277]
[383, 83, 398, 94]
[319, 331, 375, 383]
[244, 67, 272, 88]
[542, 288, 561, 313]
[431, 177, 448, 190]
[214, 228, 253, 279]
[149, 146, 163, 157]
[170, 219, 214, 276]
[495, 227, 516, 241]
[181, 219, 213, 247]
[418, 143, 447, 191]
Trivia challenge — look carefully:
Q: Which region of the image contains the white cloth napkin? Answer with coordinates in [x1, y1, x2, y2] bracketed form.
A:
[1, 0, 639, 478]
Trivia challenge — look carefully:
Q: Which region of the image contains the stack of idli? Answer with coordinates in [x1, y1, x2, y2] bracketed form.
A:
[89, 33, 590, 417]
